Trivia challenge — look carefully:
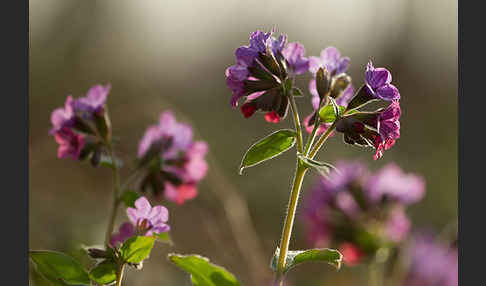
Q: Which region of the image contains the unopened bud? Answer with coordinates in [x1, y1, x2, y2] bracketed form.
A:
[330, 74, 351, 99]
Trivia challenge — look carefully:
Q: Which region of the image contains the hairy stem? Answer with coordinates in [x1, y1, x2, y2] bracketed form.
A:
[288, 95, 304, 153]
[275, 161, 308, 283]
[303, 113, 321, 156]
[308, 121, 337, 159]
[115, 263, 126, 286]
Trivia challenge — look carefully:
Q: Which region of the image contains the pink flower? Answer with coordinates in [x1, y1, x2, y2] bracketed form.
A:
[54, 128, 85, 159]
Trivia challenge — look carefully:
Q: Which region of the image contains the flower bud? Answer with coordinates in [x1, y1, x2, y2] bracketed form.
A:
[330, 74, 351, 99]
[315, 67, 331, 102]
[87, 248, 110, 259]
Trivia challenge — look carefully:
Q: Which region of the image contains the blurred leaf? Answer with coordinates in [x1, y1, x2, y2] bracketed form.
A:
[298, 155, 338, 177]
[89, 260, 117, 285]
[119, 236, 155, 263]
[239, 129, 296, 174]
[100, 154, 123, 169]
[120, 190, 140, 208]
[319, 104, 346, 123]
[155, 232, 174, 246]
[271, 247, 342, 274]
[168, 254, 241, 286]
[29, 250, 90, 285]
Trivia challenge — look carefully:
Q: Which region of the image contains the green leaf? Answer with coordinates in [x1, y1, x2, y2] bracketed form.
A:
[29, 250, 90, 285]
[239, 129, 297, 174]
[291, 87, 304, 97]
[298, 155, 339, 178]
[120, 190, 140, 208]
[168, 254, 241, 286]
[318, 104, 346, 123]
[271, 247, 342, 275]
[119, 236, 156, 263]
[99, 154, 123, 169]
[155, 232, 174, 245]
[89, 261, 117, 285]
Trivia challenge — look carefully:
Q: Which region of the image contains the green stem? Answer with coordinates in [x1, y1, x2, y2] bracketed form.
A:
[105, 145, 122, 247]
[275, 161, 308, 283]
[308, 121, 337, 159]
[288, 94, 304, 153]
[115, 263, 126, 286]
[303, 113, 321, 156]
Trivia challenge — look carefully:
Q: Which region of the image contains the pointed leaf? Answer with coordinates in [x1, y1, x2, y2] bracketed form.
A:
[29, 250, 90, 285]
[271, 247, 342, 275]
[319, 104, 346, 123]
[168, 254, 241, 286]
[239, 129, 296, 174]
[89, 260, 117, 285]
[119, 236, 155, 263]
[346, 84, 379, 111]
[298, 155, 339, 177]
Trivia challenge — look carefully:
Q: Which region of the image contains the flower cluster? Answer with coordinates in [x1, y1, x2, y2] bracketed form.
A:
[137, 111, 208, 204]
[111, 196, 170, 246]
[49, 84, 111, 163]
[302, 161, 425, 265]
[403, 234, 458, 286]
[225, 29, 309, 123]
[225, 29, 402, 159]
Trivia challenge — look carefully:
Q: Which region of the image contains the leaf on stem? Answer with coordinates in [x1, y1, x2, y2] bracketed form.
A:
[29, 250, 91, 285]
[239, 129, 297, 174]
[270, 247, 343, 275]
[119, 236, 156, 264]
[89, 260, 117, 285]
[298, 155, 339, 178]
[318, 101, 346, 123]
[168, 253, 241, 286]
[99, 154, 123, 169]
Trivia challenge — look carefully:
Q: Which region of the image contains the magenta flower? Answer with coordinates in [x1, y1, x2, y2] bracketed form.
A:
[281, 42, 310, 75]
[364, 61, 400, 101]
[110, 196, 170, 246]
[404, 234, 458, 286]
[302, 161, 425, 263]
[309, 47, 350, 76]
[54, 127, 85, 159]
[50, 96, 75, 135]
[72, 84, 111, 118]
[371, 101, 401, 160]
[366, 163, 425, 204]
[138, 111, 208, 204]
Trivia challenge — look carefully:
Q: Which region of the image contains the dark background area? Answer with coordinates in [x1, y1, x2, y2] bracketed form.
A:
[29, 1, 457, 285]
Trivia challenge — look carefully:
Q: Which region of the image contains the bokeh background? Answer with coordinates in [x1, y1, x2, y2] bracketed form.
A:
[29, 0, 457, 285]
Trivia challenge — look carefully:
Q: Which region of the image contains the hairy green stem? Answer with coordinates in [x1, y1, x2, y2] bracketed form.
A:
[303, 113, 321, 156]
[275, 162, 308, 283]
[308, 121, 337, 159]
[115, 263, 126, 286]
[288, 95, 304, 153]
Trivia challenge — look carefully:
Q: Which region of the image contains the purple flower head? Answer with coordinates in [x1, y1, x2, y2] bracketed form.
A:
[385, 206, 411, 243]
[309, 47, 350, 76]
[50, 96, 75, 135]
[405, 234, 458, 286]
[54, 127, 85, 159]
[323, 160, 367, 191]
[281, 42, 310, 75]
[366, 163, 425, 205]
[72, 84, 111, 119]
[110, 196, 170, 246]
[126, 196, 170, 235]
[370, 101, 401, 160]
[137, 111, 208, 204]
[364, 61, 400, 101]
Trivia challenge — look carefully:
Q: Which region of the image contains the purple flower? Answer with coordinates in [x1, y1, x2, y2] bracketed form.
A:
[54, 127, 85, 159]
[366, 163, 425, 204]
[404, 234, 458, 286]
[50, 96, 75, 135]
[281, 42, 310, 75]
[137, 111, 208, 204]
[72, 84, 110, 118]
[309, 47, 350, 76]
[370, 101, 401, 160]
[110, 196, 170, 246]
[364, 61, 400, 101]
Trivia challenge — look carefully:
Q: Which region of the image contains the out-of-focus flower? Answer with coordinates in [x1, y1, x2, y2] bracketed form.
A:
[364, 61, 400, 101]
[339, 243, 365, 266]
[366, 163, 425, 204]
[54, 127, 85, 159]
[403, 234, 458, 286]
[111, 197, 170, 246]
[302, 161, 425, 265]
[49, 84, 111, 162]
[138, 111, 208, 204]
[281, 42, 310, 75]
[309, 47, 350, 76]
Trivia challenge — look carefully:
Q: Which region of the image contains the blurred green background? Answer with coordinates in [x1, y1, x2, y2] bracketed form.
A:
[29, 0, 457, 285]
